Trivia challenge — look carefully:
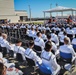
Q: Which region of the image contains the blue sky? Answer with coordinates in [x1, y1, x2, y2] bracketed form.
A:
[14, 0, 76, 18]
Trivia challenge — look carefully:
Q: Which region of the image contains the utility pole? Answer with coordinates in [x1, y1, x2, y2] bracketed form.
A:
[56, 3, 58, 17]
[28, 5, 31, 23]
[50, 4, 52, 17]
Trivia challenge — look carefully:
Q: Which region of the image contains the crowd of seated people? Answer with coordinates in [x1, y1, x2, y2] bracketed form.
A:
[0, 21, 76, 75]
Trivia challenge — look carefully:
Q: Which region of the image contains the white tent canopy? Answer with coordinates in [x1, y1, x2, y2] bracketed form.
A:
[43, 6, 76, 22]
[43, 6, 76, 13]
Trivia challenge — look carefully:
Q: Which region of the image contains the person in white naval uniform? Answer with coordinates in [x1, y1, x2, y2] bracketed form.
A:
[41, 30, 47, 41]
[14, 39, 26, 60]
[1, 33, 11, 50]
[46, 34, 57, 55]
[25, 40, 42, 65]
[59, 31, 67, 46]
[0, 32, 3, 45]
[28, 27, 36, 38]
[66, 26, 74, 41]
[51, 29, 59, 46]
[34, 32, 45, 50]
[72, 34, 76, 45]
[41, 41, 60, 75]
[0, 32, 3, 52]
[59, 37, 76, 63]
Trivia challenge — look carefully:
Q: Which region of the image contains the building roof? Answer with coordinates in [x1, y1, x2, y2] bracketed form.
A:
[43, 6, 76, 12]
[15, 10, 27, 12]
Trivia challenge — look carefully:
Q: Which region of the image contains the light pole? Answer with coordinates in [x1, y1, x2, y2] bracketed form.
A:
[56, 3, 58, 17]
[28, 5, 31, 23]
[50, 4, 52, 17]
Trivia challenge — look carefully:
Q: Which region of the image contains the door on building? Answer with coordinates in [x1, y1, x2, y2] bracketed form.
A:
[0, 19, 7, 24]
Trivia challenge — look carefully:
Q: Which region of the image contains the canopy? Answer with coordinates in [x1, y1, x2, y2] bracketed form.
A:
[43, 6, 76, 13]
[43, 6, 76, 23]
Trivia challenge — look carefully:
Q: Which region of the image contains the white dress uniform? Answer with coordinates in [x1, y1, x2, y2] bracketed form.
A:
[0, 52, 3, 58]
[72, 27, 76, 34]
[41, 50, 60, 75]
[59, 33, 67, 43]
[51, 27, 56, 31]
[20, 25, 24, 29]
[46, 27, 50, 31]
[27, 25, 31, 29]
[51, 33, 59, 46]
[1, 39, 11, 50]
[13, 26, 17, 29]
[9, 44, 15, 51]
[66, 27, 70, 32]
[45, 40, 57, 54]
[42, 26, 46, 30]
[38, 26, 41, 30]
[28, 30, 36, 37]
[67, 30, 74, 34]
[14, 45, 26, 60]
[51, 42, 58, 53]
[25, 48, 42, 65]
[72, 38, 76, 45]
[55, 27, 61, 31]
[42, 34, 47, 40]
[58, 31, 63, 38]
[33, 25, 36, 29]
[0, 36, 3, 45]
[0, 52, 15, 68]
[34, 37, 45, 49]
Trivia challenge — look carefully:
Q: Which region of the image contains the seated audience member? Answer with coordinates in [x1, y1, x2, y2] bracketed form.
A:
[25, 40, 42, 65]
[0, 62, 6, 75]
[0, 51, 15, 69]
[72, 34, 76, 45]
[0, 32, 3, 52]
[59, 31, 67, 46]
[0, 32, 3, 45]
[46, 34, 57, 54]
[0, 33, 12, 57]
[0, 51, 7, 64]
[14, 39, 26, 60]
[41, 41, 60, 75]
[0, 62, 23, 75]
[28, 27, 35, 38]
[59, 37, 76, 63]
[34, 32, 45, 49]
[41, 30, 47, 41]
[66, 26, 74, 41]
[51, 29, 59, 46]
[1, 33, 11, 50]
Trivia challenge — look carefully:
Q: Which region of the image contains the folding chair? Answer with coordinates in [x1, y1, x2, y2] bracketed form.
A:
[2, 47, 8, 57]
[26, 57, 35, 67]
[37, 62, 52, 75]
[29, 36, 34, 40]
[16, 53, 24, 62]
[9, 50, 14, 58]
[26, 57, 38, 75]
[72, 44, 76, 52]
[34, 45, 42, 56]
[67, 34, 73, 41]
[59, 51, 72, 70]
[0, 45, 2, 52]
[60, 51, 72, 64]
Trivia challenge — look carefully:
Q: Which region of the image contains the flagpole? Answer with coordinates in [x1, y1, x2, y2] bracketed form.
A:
[50, 4, 52, 17]
[28, 5, 31, 23]
[56, 3, 58, 18]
